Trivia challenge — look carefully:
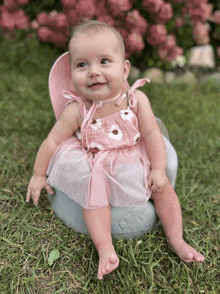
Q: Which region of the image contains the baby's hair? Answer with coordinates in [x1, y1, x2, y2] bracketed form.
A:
[68, 19, 125, 60]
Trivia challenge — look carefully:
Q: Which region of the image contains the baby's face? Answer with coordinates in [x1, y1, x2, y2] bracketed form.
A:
[69, 30, 130, 102]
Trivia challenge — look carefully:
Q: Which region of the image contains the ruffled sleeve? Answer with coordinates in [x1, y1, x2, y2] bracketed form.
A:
[62, 90, 87, 119]
[128, 78, 150, 108]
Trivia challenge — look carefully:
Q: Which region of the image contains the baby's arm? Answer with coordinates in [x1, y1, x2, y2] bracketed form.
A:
[26, 102, 80, 206]
[135, 90, 169, 191]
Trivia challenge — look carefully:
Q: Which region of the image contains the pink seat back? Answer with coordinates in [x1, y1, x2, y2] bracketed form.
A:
[49, 52, 129, 120]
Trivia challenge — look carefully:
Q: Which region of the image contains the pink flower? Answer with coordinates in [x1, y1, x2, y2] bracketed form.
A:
[75, 0, 96, 18]
[209, 10, 220, 25]
[3, 0, 18, 11]
[108, 0, 133, 18]
[65, 9, 78, 27]
[48, 11, 68, 30]
[185, 0, 209, 4]
[50, 31, 68, 47]
[95, 1, 109, 17]
[37, 12, 49, 26]
[217, 47, 220, 59]
[17, 0, 30, 6]
[158, 43, 183, 62]
[193, 22, 210, 45]
[37, 26, 53, 42]
[157, 34, 177, 62]
[126, 10, 148, 35]
[186, 1, 213, 23]
[0, 4, 5, 13]
[14, 9, 30, 29]
[181, 6, 188, 16]
[37, 24, 68, 48]
[125, 32, 145, 53]
[0, 8, 30, 31]
[164, 34, 176, 49]
[142, 0, 163, 14]
[152, 2, 173, 24]
[168, 46, 184, 61]
[61, 0, 77, 9]
[158, 45, 169, 61]
[54, 13, 68, 30]
[96, 15, 115, 26]
[146, 24, 167, 46]
[0, 10, 15, 30]
[31, 20, 39, 30]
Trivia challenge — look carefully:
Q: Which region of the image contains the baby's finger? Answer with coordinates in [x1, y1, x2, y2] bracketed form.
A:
[151, 184, 159, 191]
[32, 190, 40, 206]
[45, 184, 54, 195]
[26, 189, 31, 202]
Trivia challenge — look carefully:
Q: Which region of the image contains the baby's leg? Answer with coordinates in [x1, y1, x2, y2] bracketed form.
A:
[83, 206, 119, 280]
[151, 184, 204, 263]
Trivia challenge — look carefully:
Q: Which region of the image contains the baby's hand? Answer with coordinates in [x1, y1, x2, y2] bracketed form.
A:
[147, 169, 169, 192]
[26, 173, 53, 206]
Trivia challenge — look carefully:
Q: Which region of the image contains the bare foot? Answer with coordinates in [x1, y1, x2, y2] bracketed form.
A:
[167, 238, 204, 263]
[97, 242, 119, 280]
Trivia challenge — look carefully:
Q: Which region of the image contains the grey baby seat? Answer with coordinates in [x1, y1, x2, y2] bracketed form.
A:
[47, 52, 178, 238]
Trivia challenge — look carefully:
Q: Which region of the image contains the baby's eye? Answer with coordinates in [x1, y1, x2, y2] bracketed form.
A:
[77, 62, 87, 68]
[101, 58, 110, 64]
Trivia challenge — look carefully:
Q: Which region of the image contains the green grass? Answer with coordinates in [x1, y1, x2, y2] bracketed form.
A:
[0, 35, 220, 293]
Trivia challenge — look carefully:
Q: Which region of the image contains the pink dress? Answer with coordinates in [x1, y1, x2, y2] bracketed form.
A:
[47, 79, 152, 209]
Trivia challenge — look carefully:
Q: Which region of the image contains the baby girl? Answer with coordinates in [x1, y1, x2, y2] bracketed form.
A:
[27, 20, 204, 280]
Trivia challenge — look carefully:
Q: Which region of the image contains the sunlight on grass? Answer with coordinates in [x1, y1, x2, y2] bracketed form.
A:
[0, 36, 219, 293]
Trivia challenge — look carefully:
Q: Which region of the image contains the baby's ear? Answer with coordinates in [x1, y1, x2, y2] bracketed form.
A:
[123, 60, 130, 80]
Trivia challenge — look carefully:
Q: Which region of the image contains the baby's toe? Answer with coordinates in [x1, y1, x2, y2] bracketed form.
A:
[183, 252, 194, 263]
[102, 266, 109, 275]
[109, 254, 118, 264]
[183, 250, 204, 263]
[194, 252, 204, 262]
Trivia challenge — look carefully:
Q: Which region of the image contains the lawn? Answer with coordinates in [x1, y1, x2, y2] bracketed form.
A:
[0, 35, 219, 293]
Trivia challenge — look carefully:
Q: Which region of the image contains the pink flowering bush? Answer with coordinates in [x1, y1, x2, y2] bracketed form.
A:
[142, 0, 164, 14]
[151, 2, 173, 24]
[124, 31, 145, 57]
[0, 0, 30, 33]
[146, 24, 168, 46]
[193, 22, 210, 45]
[209, 10, 220, 25]
[184, 0, 213, 23]
[126, 10, 148, 35]
[34, 10, 69, 47]
[107, 0, 133, 18]
[0, 0, 220, 68]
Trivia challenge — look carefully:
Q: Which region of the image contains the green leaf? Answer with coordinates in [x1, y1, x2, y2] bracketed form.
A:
[48, 249, 60, 266]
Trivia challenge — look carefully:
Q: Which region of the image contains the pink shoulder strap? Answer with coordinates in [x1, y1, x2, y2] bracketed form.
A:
[128, 78, 150, 107]
[62, 90, 87, 119]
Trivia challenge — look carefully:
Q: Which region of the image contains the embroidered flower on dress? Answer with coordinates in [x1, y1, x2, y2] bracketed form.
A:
[90, 142, 104, 150]
[133, 133, 141, 144]
[89, 118, 102, 130]
[120, 109, 134, 121]
[108, 124, 123, 141]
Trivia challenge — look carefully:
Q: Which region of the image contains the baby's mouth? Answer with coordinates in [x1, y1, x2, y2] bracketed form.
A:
[88, 82, 106, 88]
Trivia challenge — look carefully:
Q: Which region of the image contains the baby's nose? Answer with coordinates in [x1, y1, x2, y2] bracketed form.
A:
[89, 64, 100, 77]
